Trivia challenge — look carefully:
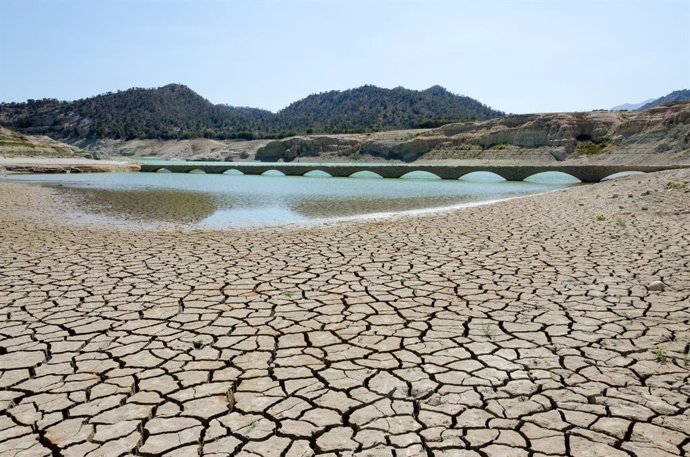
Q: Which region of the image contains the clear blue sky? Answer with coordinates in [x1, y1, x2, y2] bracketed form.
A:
[0, 0, 688, 113]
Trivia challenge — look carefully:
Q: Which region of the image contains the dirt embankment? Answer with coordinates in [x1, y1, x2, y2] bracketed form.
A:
[71, 137, 274, 162]
[0, 157, 139, 174]
[0, 126, 84, 158]
[0, 127, 139, 172]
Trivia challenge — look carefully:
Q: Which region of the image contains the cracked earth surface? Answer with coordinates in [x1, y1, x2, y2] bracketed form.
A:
[0, 169, 689, 457]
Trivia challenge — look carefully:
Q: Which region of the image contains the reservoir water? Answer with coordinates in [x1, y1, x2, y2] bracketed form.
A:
[5, 171, 577, 229]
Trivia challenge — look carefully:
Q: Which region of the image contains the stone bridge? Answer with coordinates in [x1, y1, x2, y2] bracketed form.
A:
[138, 162, 686, 182]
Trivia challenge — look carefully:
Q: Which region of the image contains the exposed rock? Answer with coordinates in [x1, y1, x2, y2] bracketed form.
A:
[255, 135, 360, 162]
[647, 280, 666, 291]
[71, 137, 273, 162]
[254, 101, 690, 164]
[550, 149, 567, 161]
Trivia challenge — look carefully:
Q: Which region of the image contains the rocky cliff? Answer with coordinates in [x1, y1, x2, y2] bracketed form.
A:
[254, 101, 690, 165]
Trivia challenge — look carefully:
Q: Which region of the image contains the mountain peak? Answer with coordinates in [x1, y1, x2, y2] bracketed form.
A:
[610, 99, 655, 111]
[158, 83, 195, 93]
[424, 85, 448, 93]
[638, 89, 690, 111]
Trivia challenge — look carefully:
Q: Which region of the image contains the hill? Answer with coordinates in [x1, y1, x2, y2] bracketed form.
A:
[0, 84, 503, 141]
[638, 89, 690, 111]
[0, 85, 272, 141]
[275, 85, 503, 133]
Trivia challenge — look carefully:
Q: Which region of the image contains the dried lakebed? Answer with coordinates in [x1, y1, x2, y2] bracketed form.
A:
[0, 169, 688, 457]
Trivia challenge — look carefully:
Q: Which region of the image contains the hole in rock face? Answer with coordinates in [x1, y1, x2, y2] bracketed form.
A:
[0, 346, 7, 355]
[576, 134, 593, 142]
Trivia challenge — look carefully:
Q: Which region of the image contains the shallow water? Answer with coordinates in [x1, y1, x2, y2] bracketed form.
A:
[5, 172, 576, 228]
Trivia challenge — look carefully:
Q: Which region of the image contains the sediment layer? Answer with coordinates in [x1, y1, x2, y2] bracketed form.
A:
[0, 126, 84, 159]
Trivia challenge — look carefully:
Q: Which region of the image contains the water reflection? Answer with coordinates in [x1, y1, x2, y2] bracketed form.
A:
[525, 171, 581, 184]
[459, 171, 506, 182]
[349, 171, 383, 179]
[7, 172, 576, 228]
[303, 170, 332, 178]
[58, 187, 217, 224]
[292, 196, 475, 218]
[400, 171, 442, 180]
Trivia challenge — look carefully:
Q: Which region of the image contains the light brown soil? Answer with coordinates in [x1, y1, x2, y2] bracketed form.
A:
[0, 126, 84, 158]
[0, 170, 689, 456]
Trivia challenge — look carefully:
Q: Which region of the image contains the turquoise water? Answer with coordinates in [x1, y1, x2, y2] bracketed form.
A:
[5, 172, 575, 228]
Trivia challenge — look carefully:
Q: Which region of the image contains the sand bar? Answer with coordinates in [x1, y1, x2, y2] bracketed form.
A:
[0, 169, 688, 456]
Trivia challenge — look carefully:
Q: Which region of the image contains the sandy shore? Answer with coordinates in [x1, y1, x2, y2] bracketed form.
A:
[0, 170, 689, 456]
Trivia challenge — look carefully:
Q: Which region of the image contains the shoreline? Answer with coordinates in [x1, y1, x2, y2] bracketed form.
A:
[0, 157, 140, 174]
[307, 189, 567, 230]
[0, 169, 688, 455]
[1, 170, 571, 232]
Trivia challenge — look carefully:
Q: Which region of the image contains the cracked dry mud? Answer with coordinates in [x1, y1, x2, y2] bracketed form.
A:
[1, 169, 689, 457]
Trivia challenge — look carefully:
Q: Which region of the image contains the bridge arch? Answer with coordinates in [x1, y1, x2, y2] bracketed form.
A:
[602, 171, 645, 181]
[222, 169, 244, 176]
[400, 171, 442, 180]
[261, 169, 286, 177]
[155, 168, 172, 173]
[459, 171, 506, 182]
[188, 169, 206, 174]
[303, 170, 332, 178]
[349, 171, 384, 179]
[524, 171, 581, 184]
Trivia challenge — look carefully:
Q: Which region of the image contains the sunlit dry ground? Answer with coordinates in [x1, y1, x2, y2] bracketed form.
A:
[0, 170, 689, 457]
